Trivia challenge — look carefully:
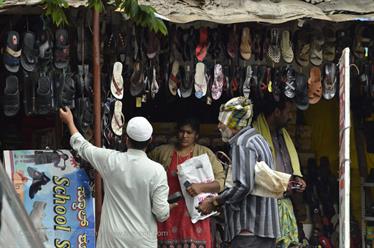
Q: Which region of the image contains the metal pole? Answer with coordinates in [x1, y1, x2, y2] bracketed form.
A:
[92, 8, 102, 237]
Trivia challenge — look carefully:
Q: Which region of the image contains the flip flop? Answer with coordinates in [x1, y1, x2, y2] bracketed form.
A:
[322, 26, 336, 62]
[284, 65, 296, 99]
[295, 72, 309, 110]
[38, 29, 53, 61]
[129, 62, 145, 97]
[227, 25, 238, 59]
[310, 29, 325, 66]
[21, 31, 38, 72]
[281, 30, 294, 64]
[59, 73, 76, 109]
[110, 62, 124, 100]
[111, 100, 124, 136]
[308, 67, 322, 104]
[211, 64, 225, 100]
[295, 29, 311, 67]
[4, 31, 21, 73]
[150, 67, 159, 99]
[179, 63, 193, 98]
[240, 27, 252, 60]
[36, 75, 52, 115]
[3, 75, 20, 117]
[146, 30, 160, 59]
[74, 97, 93, 139]
[54, 29, 70, 69]
[268, 28, 281, 63]
[169, 60, 180, 96]
[195, 27, 209, 62]
[242, 65, 252, 98]
[323, 63, 337, 100]
[194, 62, 207, 99]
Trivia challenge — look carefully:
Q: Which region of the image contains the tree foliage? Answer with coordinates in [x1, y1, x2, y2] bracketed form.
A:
[42, 0, 69, 26]
[117, 0, 167, 35]
[42, 0, 167, 35]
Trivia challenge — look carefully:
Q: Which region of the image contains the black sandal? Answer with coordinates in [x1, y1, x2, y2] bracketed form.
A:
[36, 74, 52, 115]
[3, 75, 20, 117]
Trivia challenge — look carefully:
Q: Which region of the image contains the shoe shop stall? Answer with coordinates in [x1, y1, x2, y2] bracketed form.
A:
[0, 1, 99, 247]
[0, 0, 373, 247]
[135, 0, 374, 247]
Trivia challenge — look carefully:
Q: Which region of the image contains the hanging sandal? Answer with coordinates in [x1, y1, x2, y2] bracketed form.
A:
[4, 31, 21, 73]
[242, 65, 252, 98]
[295, 29, 311, 67]
[110, 61, 124, 99]
[211, 64, 225, 100]
[227, 25, 238, 59]
[3, 75, 20, 117]
[323, 63, 337, 100]
[111, 100, 124, 136]
[240, 27, 252, 60]
[150, 66, 159, 99]
[284, 65, 296, 99]
[59, 73, 76, 109]
[21, 31, 38, 72]
[129, 62, 145, 97]
[268, 28, 281, 63]
[36, 74, 52, 115]
[179, 63, 193, 98]
[194, 62, 207, 99]
[308, 67, 322, 104]
[281, 30, 294, 63]
[310, 29, 325, 66]
[168, 60, 180, 96]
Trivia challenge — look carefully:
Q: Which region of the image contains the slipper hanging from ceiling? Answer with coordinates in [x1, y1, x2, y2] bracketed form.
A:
[111, 100, 124, 136]
[110, 61, 124, 100]
[3, 75, 20, 117]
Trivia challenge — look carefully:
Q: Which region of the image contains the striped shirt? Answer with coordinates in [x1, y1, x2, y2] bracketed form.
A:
[219, 126, 281, 241]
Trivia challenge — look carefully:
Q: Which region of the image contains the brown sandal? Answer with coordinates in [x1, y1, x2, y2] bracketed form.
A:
[308, 67, 322, 104]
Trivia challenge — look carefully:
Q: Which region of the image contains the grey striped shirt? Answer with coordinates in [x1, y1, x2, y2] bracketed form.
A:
[220, 126, 280, 241]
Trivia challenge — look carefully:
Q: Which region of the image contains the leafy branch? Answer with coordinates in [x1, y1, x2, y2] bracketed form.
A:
[41, 0, 167, 35]
[42, 0, 69, 26]
[117, 0, 168, 35]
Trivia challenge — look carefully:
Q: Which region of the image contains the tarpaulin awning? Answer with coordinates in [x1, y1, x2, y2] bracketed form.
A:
[139, 0, 374, 23]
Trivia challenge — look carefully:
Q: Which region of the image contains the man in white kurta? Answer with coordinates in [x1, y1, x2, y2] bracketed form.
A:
[59, 107, 170, 248]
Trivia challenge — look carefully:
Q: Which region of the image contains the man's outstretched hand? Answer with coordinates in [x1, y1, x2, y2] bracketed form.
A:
[59, 107, 74, 125]
[59, 107, 78, 136]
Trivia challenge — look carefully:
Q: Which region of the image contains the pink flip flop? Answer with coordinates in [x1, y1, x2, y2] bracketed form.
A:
[195, 27, 209, 62]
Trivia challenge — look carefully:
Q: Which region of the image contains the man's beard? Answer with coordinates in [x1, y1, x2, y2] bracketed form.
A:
[219, 126, 233, 143]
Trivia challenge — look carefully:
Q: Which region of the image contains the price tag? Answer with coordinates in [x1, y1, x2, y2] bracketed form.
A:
[136, 97, 142, 108]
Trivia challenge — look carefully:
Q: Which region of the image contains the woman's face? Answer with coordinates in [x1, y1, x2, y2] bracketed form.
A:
[177, 124, 198, 148]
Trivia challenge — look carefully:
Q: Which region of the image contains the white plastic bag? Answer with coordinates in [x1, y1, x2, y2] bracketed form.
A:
[224, 160, 290, 198]
[252, 161, 291, 198]
[177, 153, 217, 223]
